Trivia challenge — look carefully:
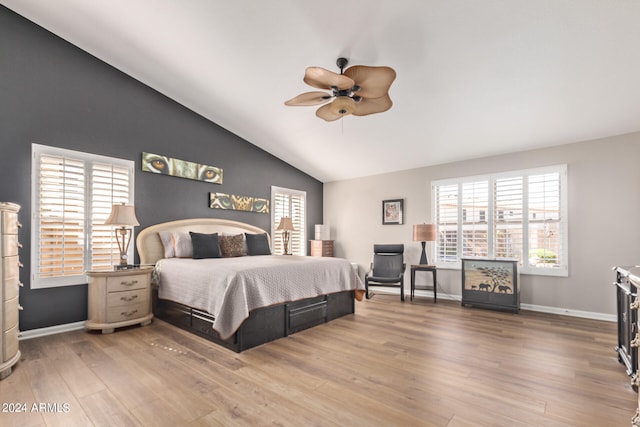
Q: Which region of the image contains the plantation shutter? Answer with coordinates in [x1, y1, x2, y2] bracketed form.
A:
[527, 172, 564, 269]
[37, 154, 86, 279]
[434, 183, 458, 264]
[271, 187, 306, 256]
[461, 180, 489, 258]
[90, 163, 132, 270]
[431, 165, 567, 276]
[32, 144, 134, 288]
[494, 176, 523, 260]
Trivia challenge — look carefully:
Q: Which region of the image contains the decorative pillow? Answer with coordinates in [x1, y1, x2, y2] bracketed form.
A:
[172, 231, 193, 258]
[158, 231, 175, 258]
[245, 233, 271, 256]
[189, 232, 222, 259]
[219, 234, 247, 257]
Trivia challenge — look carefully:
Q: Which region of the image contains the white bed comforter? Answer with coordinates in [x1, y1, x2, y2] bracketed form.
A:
[155, 255, 365, 339]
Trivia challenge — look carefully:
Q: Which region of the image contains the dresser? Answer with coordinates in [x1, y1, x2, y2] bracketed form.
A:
[0, 202, 22, 380]
[614, 266, 638, 377]
[619, 267, 640, 427]
[310, 240, 334, 257]
[86, 268, 153, 334]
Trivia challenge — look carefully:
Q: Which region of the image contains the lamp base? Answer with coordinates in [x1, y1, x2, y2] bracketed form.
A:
[419, 241, 429, 265]
[282, 231, 291, 255]
[115, 264, 141, 270]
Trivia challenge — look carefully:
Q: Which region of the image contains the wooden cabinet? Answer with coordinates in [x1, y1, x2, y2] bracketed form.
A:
[0, 202, 22, 380]
[86, 268, 153, 334]
[310, 240, 334, 257]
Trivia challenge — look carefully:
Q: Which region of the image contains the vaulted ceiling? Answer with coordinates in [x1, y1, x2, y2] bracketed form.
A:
[3, 0, 640, 182]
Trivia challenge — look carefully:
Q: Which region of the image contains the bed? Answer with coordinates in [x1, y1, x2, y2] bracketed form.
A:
[136, 218, 364, 352]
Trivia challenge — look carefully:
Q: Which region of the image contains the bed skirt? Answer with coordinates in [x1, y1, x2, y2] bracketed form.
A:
[153, 288, 356, 352]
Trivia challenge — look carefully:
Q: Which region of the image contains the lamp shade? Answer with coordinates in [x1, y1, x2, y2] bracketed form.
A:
[315, 224, 330, 240]
[276, 217, 295, 231]
[413, 224, 436, 242]
[104, 203, 140, 226]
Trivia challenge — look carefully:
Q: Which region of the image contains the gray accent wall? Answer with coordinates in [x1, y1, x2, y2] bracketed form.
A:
[325, 132, 640, 317]
[0, 7, 322, 330]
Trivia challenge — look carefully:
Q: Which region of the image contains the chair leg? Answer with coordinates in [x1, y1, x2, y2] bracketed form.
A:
[400, 278, 404, 302]
[365, 278, 371, 299]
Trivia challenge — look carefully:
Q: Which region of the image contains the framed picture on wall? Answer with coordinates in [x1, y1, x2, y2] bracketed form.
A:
[382, 199, 404, 225]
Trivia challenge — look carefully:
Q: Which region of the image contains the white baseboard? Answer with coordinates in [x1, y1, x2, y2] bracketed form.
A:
[372, 288, 617, 322]
[18, 289, 618, 340]
[518, 303, 616, 322]
[19, 321, 86, 340]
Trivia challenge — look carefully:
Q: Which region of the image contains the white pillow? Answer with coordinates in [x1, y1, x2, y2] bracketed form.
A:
[158, 231, 175, 258]
[172, 231, 193, 258]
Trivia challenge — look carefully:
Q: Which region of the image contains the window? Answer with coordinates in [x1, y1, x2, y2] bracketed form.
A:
[432, 165, 567, 276]
[271, 186, 306, 256]
[31, 144, 135, 288]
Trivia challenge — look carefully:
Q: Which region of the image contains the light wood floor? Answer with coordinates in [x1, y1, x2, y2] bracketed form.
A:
[0, 295, 636, 426]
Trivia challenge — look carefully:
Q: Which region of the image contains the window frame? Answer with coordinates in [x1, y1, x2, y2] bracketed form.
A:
[31, 144, 135, 289]
[431, 164, 568, 277]
[271, 186, 306, 256]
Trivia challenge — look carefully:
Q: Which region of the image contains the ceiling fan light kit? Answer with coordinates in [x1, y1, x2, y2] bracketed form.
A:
[285, 57, 396, 122]
[328, 96, 355, 116]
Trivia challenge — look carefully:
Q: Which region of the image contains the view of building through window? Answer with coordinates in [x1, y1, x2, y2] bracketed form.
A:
[432, 165, 566, 275]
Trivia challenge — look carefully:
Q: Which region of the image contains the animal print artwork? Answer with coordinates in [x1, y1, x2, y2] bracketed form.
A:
[209, 192, 269, 214]
[142, 152, 223, 184]
[463, 260, 515, 293]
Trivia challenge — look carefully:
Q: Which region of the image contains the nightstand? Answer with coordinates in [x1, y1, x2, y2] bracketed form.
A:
[310, 240, 334, 257]
[86, 267, 153, 334]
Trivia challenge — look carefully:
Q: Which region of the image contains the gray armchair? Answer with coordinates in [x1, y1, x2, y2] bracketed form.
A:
[365, 244, 406, 301]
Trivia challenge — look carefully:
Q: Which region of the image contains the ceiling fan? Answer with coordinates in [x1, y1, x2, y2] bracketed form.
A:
[284, 57, 396, 122]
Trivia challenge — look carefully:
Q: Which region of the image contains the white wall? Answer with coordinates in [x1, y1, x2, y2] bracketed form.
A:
[324, 131, 640, 317]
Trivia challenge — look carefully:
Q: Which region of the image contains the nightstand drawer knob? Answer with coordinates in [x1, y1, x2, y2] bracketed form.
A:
[17, 221, 22, 228]
[17, 242, 23, 249]
[18, 305, 23, 311]
[120, 280, 138, 286]
[120, 295, 138, 302]
[120, 309, 138, 317]
[18, 262, 23, 268]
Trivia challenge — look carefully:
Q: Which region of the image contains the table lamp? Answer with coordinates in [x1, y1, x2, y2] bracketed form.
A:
[105, 203, 140, 266]
[276, 217, 295, 255]
[413, 223, 436, 265]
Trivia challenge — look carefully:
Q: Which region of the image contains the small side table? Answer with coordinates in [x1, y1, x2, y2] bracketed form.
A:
[410, 264, 437, 303]
[86, 267, 154, 334]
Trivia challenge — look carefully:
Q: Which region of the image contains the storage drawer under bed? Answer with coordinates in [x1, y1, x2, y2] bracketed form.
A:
[287, 296, 327, 334]
[153, 290, 355, 352]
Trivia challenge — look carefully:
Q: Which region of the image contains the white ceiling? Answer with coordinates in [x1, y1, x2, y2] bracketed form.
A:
[3, 0, 640, 183]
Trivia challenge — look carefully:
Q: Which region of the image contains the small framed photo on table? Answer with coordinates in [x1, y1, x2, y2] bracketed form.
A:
[382, 199, 404, 225]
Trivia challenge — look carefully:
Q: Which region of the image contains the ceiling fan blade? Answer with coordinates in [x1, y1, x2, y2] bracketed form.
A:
[352, 94, 393, 116]
[344, 65, 396, 98]
[315, 103, 344, 122]
[304, 67, 355, 90]
[284, 91, 331, 106]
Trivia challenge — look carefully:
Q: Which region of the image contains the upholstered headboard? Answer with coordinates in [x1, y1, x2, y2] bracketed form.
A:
[136, 218, 269, 265]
